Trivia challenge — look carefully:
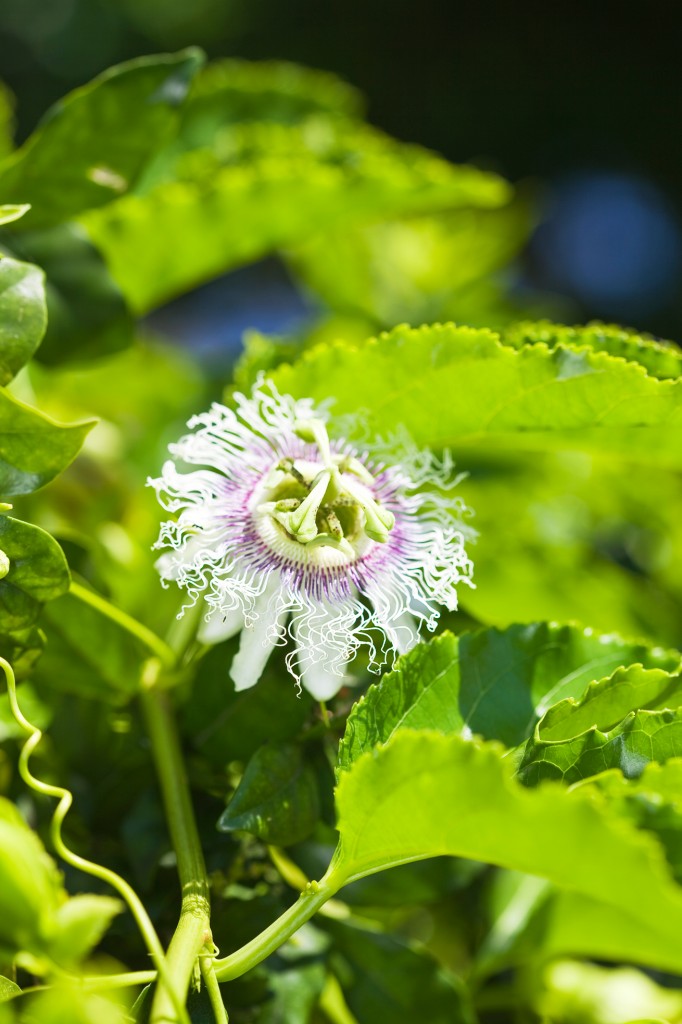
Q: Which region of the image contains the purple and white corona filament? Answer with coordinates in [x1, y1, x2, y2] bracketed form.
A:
[149, 383, 474, 700]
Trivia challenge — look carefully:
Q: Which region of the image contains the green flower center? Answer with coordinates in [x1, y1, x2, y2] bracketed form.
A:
[256, 419, 394, 555]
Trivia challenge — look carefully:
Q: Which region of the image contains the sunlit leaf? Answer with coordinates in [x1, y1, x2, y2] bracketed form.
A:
[503, 320, 682, 382]
[519, 665, 682, 785]
[337, 625, 680, 767]
[48, 895, 122, 967]
[327, 731, 682, 956]
[83, 122, 510, 313]
[273, 323, 682, 466]
[0, 797, 63, 963]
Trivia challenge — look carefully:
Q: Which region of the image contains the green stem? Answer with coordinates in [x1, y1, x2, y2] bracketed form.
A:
[76, 970, 158, 991]
[0, 657, 189, 1024]
[213, 880, 337, 982]
[141, 683, 211, 1023]
[200, 944, 229, 1024]
[70, 580, 174, 668]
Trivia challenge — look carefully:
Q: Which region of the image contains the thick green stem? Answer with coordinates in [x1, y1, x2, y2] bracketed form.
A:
[141, 684, 211, 1023]
[213, 880, 337, 982]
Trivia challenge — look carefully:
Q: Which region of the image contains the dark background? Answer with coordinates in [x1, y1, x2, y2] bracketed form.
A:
[1, 0, 681, 337]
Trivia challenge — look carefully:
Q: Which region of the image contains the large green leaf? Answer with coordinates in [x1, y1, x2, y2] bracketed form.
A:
[502, 320, 682, 382]
[459, 450, 682, 648]
[175, 58, 363, 157]
[272, 323, 682, 466]
[1, 224, 133, 365]
[0, 50, 204, 229]
[487, 884, 682, 978]
[337, 625, 680, 767]
[325, 731, 682, 953]
[136, 58, 365, 196]
[0, 390, 93, 496]
[519, 665, 682, 785]
[0, 514, 69, 635]
[536, 960, 682, 1024]
[287, 197, 530, 330]
[0, 256, 46, 384]
[83, 122, 510, 313]
[324, 919, 475, 1024]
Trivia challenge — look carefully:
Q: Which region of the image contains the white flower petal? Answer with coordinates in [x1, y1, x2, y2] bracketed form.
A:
[289, 601, 350, 699]
[389, 611, 420, 655]
[198, 603, 243, 645]
[229, 583, 287, 691]
[300, 659, 347, 701]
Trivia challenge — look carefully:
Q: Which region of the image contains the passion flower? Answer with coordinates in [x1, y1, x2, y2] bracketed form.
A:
[149, 382, 474, 699]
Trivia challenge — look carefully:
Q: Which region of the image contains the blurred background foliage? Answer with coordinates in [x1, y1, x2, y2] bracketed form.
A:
[0, 4, 681, 1023]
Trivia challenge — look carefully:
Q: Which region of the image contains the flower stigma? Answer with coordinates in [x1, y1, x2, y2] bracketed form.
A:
[149, 382, 474, 701]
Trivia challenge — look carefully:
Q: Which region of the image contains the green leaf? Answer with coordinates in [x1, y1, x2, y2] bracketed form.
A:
[324, 919, 475, 1024]
[0, 390, 94, 496]
[138, 58, 365, 196]
[0, 514, 70, 632]
[537, 960, 682, 1024]
[578, 761, 682, 885]
[183, 641, 314, 765]
[257, 960, 327, 1024]
[327, 731, 682, 953]
[0, 49, 204, 229]
[477, 869, 682, 979]
[519, 665, 682, 785]
[0, 625, 45, 680]
[19, 987, 129, 1024]
[174, 58, 363, 159]
[32, 588, 151, 703]
[337, 625, 679, 768]
[287, 197, 530, 330]
[0, 976, 20, 1002]
[537, 889, 682, 978]
[1, 224, 133, 365]
[0, 797, 63, 962]
[48, 894, 122, 967]
[502, 320, 682, 382]
[0, 256, 46, 384]
[0, 205, 30, 227]
[83, 122, 510, 313]
[0, 83, 15, 161]
[458, 449, 682, 648]
[218, 743, 320, 846]
[272, 323, 682, 466]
